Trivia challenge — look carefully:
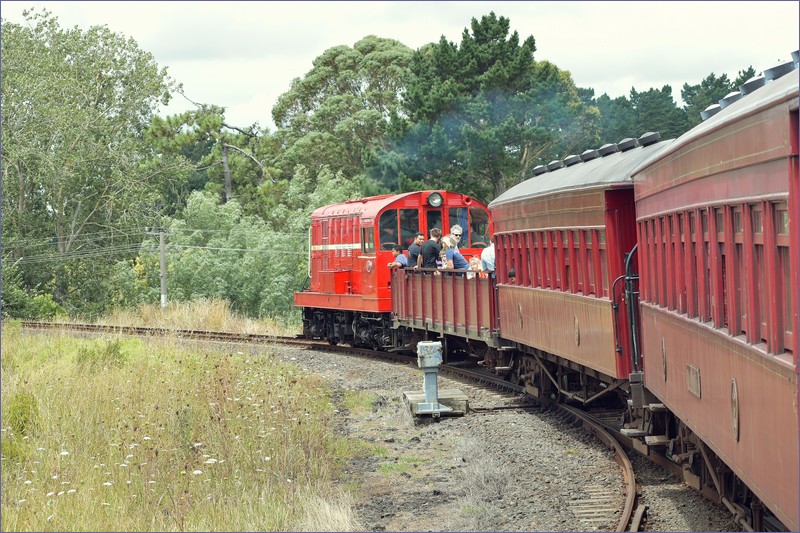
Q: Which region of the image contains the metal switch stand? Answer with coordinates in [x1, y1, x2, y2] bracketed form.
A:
[415, 341, 452, 415]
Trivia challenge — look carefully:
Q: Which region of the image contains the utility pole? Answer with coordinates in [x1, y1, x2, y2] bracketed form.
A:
[159, 230, 168, 309]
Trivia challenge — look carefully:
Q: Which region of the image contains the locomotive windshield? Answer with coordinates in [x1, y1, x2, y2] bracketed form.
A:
[379, 209, 420, 250]
[449, 206, 491, 248]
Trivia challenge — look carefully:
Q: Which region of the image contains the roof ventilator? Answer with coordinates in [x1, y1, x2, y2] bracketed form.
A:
[718, 91, 743, 109]
[617, 138, 638, 152]
[638, 132, 661, 147]
[700, 104, 721, 121]
[598, 143, 619, 157]
[764, 60, 796, 82]
[739, 75, 765, 95]
[564, 155, 582, 166]
[580, 149, 600, 162]
[532, 165, 548, 176]
[547, 160, 565, 171]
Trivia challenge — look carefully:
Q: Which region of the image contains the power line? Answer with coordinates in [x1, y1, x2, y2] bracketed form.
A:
[13, 241, 309, 266]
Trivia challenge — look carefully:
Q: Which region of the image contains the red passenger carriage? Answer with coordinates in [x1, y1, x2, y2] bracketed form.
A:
[632, 69, 799, 531]
[487, 133, 669, 392]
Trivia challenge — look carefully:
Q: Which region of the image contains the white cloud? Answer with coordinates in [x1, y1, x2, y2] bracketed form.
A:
[2, 1, 797, 127]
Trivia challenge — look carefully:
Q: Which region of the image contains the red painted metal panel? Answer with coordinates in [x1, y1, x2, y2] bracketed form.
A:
[492, 189, 607, 233]
[641, 305, 799, 531]
[790, 154, 799, 364]
[499, 287, 621, 378]
[684, 212, 697, 318]
[744, 204, 759, 343]
[391, 270, 498, 344]
[764, 202, 781, 353]
[708, 208, 723, 327]
[635, 104, 794, 208]
[294, 290, 386, 313]
[724, 207, 739, 334]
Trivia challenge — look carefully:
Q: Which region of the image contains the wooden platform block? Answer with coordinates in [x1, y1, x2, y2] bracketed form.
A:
[620, 428, 648, 437]
[644, 435, 670, 447]
[402, 388, 468, 416]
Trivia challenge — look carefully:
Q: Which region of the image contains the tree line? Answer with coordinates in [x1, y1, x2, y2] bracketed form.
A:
[1, 9, 756, 320]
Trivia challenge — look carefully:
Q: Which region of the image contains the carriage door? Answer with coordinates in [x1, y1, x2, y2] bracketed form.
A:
[426, 210, 442, 236]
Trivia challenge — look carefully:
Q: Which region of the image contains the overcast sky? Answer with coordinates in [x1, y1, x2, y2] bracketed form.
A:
[2, 1, 798, 129]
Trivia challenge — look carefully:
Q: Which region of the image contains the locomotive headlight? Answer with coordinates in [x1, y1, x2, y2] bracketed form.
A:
[427, 192, 443, 207]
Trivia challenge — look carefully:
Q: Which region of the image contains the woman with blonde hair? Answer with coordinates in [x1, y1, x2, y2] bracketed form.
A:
[440, 236, 470, 271]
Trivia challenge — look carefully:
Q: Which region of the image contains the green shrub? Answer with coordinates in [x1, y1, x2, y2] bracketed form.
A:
[4, 391, 39, 436]
[75, 339, 128, 370]
[1, 435, 30, 465]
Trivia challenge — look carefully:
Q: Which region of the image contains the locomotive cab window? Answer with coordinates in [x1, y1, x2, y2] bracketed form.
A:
[379, 211, 398, 250]
[400, 209, 419, 249]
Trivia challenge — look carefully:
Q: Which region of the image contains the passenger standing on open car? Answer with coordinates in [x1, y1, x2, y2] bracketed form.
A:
[407, 232, 425, 268]
[449, 224, 463, 249]
[481, 236, 495, 273]
[418, 228, 442, 270]
[387, 244, 408, 269]
[440, 236, 470, 271]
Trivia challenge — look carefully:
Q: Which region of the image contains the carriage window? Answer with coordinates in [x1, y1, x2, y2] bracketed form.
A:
[361, 227, 375, 254]
[399, 209, 419, 249]
[379, 211, 398, 250]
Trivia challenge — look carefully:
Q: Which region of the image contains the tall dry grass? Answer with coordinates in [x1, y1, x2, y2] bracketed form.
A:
[1, 323, 363, 531]
[97, 299, 299, 336]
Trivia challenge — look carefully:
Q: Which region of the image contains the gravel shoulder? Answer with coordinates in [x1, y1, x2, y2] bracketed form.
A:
[276, 345, 739, 532]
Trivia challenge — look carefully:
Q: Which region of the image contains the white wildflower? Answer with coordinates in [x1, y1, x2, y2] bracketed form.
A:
[103, 482, 112, 486]
[59, 451, 69, 456]
[192, 470, 203, 475]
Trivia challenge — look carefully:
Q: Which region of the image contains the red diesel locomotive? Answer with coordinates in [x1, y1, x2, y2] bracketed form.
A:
[294, 190, 492, 349]
[295, 54, 799, 530]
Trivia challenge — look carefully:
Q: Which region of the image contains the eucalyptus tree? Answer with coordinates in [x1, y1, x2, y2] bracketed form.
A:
[372, 12, 600, 202]
[1, 9, 185, 313]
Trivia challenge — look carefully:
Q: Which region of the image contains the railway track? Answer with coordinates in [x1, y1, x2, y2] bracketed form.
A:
[21, 320, 643, 530]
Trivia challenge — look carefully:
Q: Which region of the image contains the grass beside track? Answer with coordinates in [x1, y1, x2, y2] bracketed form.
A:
[1, 322, 362, 531]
